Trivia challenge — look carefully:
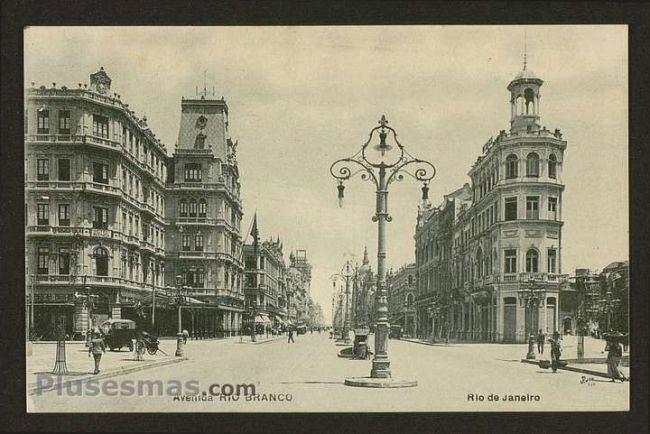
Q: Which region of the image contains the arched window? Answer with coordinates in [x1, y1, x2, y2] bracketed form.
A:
[188, 199, 197, 217]
[94, 247, 109, 276]
[548, 154, 557, 179]
[179, 199, 187, 217]
[506, 154, 518, 179]
[526, 249, 539, 273]
[198, 199, 207, 217]
[524, 88, 536, 115]
[406, 293, 414, 307]
[526, 152, 540, 177]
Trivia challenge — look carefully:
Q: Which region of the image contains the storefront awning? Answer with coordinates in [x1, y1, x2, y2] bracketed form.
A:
[255, 314, 272, 325]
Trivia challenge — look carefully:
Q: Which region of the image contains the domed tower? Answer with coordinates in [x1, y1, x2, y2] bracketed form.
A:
[507, 53, 543, 134]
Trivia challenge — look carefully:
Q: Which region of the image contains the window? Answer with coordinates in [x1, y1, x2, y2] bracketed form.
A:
[37, 109, 49, 134]
[58, 159, 70, 181]
[93, 162, 109, 184]
[92, 114, 109, 138]
[37, 159, 49, 181]
[93, 207, 108, 229]
[59, 248, 70, 275]
[505, 197, 517, 221]
[526, 196, 539, 219]
[526, 249, 539, 273]
[504, 249, 517, 273]
[548, 197, 558, 220]
[547, 249, 557, 274]
[37, 246, 49, 274]
[526, 152, 540, 177]
[37, 204, 49, 226]
[505, 154, 518, 179]
[58, 204, 70, 226]
[195, 234, 204, 251]
[189, 199, 197, 217]
[198, 199, 207, 217]
[548, 154, 557, 179]
[184, 163, 202, 182]
[94, 248, 109, 276]
[179, 199, 187, 217]
[58, 110, 70, 134]
[182, 235, 191, 251]
[129, 215, 133, 235]
[194, 134, 206, 149]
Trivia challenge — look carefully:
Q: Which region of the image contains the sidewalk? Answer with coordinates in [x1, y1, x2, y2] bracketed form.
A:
[236, 334, 285, 344]
[27, 339, 185, 394]
[402, 335, 630, 379]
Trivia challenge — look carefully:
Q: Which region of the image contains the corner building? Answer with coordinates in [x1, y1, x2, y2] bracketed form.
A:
[25, 68, 169, 338]
[164, 94, 245, 337]
[415, 62, 568, 343]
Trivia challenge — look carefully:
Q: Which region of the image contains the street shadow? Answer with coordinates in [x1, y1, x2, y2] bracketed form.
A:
[497, 359, 523, 362]
[33, 371, 89, 376]
[536, 371, 563, 374]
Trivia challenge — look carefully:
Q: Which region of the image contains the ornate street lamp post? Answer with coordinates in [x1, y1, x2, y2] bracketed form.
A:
[331, 260, 355, 344]
[517, 279, 546, 360]
[169, 274, 189, 357]
[331, 115, 435, 387]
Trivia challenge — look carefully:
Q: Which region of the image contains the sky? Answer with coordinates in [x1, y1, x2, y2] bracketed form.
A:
[24, 26, 628, 323]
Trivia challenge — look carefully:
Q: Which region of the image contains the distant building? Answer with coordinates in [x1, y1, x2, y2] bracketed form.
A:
[387, 263, 416, 337]
[414, 60, 569, 343]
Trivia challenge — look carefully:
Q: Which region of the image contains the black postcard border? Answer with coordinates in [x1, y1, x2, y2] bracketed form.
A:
[1, 1, 648, 433]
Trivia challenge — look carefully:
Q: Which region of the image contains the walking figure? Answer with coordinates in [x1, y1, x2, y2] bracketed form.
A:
[182, 329, 189, 344]
[537, 329, 545, 354]
[88, 331, 106, 375]
[287, 328, 295, 343]
[604, 333, 627, 382]
[549, 331, 562, 373]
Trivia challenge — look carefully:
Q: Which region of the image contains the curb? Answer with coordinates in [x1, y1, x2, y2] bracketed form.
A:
[402, 338, 447, 347]
[236, 337, 283, 345]
[520, 359, 618, 379]
[29, 357, 188, 395]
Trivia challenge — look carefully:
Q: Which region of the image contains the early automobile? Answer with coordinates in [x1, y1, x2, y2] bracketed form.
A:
[100, 318, 137, 351]
[389, 324, 403, 339]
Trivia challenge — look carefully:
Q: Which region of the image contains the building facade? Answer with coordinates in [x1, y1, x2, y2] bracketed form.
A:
[25, 68, 169, 338]
[164, 93, 245, 338]
[387, 263, 416, 337]
[415, 61, 568, 343]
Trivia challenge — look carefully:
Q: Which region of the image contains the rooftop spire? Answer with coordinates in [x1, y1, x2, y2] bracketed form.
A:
[523, 31, 527, 71]
[362, 246, 369, 265]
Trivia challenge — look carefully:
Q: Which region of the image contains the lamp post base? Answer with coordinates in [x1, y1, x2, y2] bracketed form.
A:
[344, 377, 417, 388]
[526, 334, 536, 360]
[175, 333, 185, 357]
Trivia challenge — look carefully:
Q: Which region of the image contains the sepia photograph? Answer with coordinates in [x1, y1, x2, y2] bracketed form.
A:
[22, 25, 629, 413]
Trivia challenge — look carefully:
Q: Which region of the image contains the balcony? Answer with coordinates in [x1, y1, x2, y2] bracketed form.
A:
[175, 217, 217, 226]
[83, 135, 121, 151]
[140, 239, 155, 253]
[25, 134, 82, 144]
[84, 182, 122, 196]
[26, 180, 85, 191]
[141, 202, 156, 217]
[178, 250, 219, 260]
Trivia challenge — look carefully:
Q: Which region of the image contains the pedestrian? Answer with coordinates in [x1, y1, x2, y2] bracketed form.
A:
[549, 331, 562, 373]
[287, 328, 295, 343]
[182, 329, 189, 344]
[604, 333, 627, 382]
[537, 329, 545, 354]
[88, 331, 106, 375]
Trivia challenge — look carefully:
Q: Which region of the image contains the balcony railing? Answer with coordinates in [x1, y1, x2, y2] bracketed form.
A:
[175, 217, 218, 225]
